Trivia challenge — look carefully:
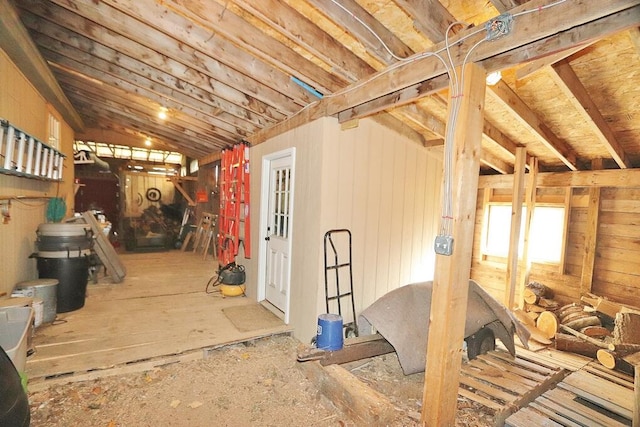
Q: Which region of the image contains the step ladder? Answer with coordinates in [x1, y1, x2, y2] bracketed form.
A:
[217, 143, 251, 266]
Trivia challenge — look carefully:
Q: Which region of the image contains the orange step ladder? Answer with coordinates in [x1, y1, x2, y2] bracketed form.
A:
[217, 143, 251, 266]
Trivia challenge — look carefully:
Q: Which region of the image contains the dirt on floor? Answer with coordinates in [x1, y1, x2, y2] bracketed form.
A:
[28, 335, 493, 426]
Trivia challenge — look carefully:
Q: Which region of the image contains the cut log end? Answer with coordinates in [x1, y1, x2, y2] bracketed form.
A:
[536, 311, 559, 340]
[597, 349, 617, 369]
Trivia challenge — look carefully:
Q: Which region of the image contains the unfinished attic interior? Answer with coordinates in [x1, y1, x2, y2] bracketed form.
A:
[0, 0, 640, 425]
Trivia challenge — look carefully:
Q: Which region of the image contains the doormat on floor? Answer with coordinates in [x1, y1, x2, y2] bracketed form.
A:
[222, 304, 284, 332]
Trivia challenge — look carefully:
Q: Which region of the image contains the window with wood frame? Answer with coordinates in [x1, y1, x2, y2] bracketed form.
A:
[482, 203, 566, 264]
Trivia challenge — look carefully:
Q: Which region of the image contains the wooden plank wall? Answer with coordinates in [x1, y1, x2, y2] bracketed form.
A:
[471, 184, 640, 308]
[0, 48, 76, 296]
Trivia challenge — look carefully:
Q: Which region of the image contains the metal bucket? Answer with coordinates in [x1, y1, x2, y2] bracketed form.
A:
[13, 279, 58, 324]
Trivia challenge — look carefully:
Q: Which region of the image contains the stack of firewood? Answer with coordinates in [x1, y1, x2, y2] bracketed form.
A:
[513, 283, 640, 374]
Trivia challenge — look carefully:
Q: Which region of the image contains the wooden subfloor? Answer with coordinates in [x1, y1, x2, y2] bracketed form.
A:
[26, 251, 291, 389]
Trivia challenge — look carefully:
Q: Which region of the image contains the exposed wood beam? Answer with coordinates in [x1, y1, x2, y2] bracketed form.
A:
[370, 113, 426, 146]
[519, 156, 538, 304]
[306, 0, 414, 63]
[394, 105, 446, 138]
[489, 0, 527, 14]
[516, 42, 596, 79]
[629, 27, 640, 52]
[393, 0, 457, 43]
[325, 1, 638, 117]
[199, 152, 222, 167]
[0, 1, 83, 130]
[423, 63, 485, 426]
[29, 0, 307, 113]
[164, 0, 347, 94]
[22, 17, 272, 130]
[505, 147, 527, 309]
[480, 150, 514, 174]
[550, 60, 630, 168]
[18, 4, 288, 124]
[337, 75, 450, 122]
[37, 40, 256, 138]
[252, 2, 640, 145]
[580, 159, 603, 296]
[488, 80, 579, 170]
[231, 0, 375, 83]
[478, 168, 640, 189]
[76, 128, 178, 153]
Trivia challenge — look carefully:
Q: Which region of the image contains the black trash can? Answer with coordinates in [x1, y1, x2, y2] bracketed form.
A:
[36, 250, 90, 313]
[34, 223, 93, 313]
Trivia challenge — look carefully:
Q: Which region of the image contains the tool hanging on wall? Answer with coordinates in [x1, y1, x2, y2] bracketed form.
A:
[217, 142, 251, 267]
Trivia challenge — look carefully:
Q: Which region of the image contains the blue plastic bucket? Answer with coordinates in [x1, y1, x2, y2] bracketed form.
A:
[316, 313, 343, 351]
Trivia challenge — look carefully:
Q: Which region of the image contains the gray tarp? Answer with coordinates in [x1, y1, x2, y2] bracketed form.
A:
[358, 280, 530, 375]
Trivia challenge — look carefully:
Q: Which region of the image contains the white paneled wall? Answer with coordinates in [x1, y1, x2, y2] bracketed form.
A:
[243, 117, 442, 342]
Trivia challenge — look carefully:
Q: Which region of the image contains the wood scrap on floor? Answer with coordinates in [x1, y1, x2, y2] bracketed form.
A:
[505, 361, 635, 427]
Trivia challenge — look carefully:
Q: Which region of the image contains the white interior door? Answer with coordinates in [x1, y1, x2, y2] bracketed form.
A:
[261, 150, 295, 319]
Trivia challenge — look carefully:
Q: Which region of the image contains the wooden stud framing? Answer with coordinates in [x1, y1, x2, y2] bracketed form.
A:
[580, 159, 603, 295]
[519, 157, 538, 305]
[422, 63, 485, 426]
[505, 147, 527, 309]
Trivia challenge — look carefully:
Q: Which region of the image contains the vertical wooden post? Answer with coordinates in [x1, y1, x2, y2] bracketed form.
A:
[519, 157, 538, 306]
[421, 63, 485, 427]
[580, 159, 602, 294]
[505, 147, 527, 309]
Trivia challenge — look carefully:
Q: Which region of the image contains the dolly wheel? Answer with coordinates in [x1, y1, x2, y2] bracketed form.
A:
[465, 327, 495, 360]
[344, 325, 358, 339]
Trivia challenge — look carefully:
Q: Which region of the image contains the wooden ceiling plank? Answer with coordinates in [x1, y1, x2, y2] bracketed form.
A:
[71, 96, 232, 151]
[481, 150, 514, 175]
[31, 31, 261, 136]
[488, 80, 579, 170]
[395, 105, 446, 138]
[22, 16, 273, 129]
[516, 42, 596, 79]
[25, 0, 306, 114]
[229, 0, 376, 83]
[482, 120, 521, 161]
[45, 51, 247, 141]
[95, 0, 320, 103]
[165, 0, 347, 94]
[76, 127, 185, 154]
[61, 80, 237, 146]
[371, 113, 427, 146]
[627, 27, 640, 55]
[489, 0, 527, 14]
[550, 60, 630, 168]
[79, 121, 212, 158]
[306, 0, 414, 63]
[393, 0, 457, 43]
[323, 1, 639, 117]
[18, 4, 288, 126]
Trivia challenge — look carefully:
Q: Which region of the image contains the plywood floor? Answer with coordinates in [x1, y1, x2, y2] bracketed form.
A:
[25, 250, 291, 387]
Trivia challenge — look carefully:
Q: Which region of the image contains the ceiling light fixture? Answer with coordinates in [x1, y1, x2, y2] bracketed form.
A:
[158, 107, 168, 120]
[486, 71, 502, 86]
[145, 137, 152, 147]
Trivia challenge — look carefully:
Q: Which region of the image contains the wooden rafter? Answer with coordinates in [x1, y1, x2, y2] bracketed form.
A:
[488, 80, 579, 170]
[550, 60, 630, 168]
[23, 20, 272, 130]
[162, 0, 347, 95]
[393, 0, 457, 43]
[489, 0, 527, 14]
[516, 42, 596, 79]
[305, 0, 414, 64]
[231, 0, 375, 83]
